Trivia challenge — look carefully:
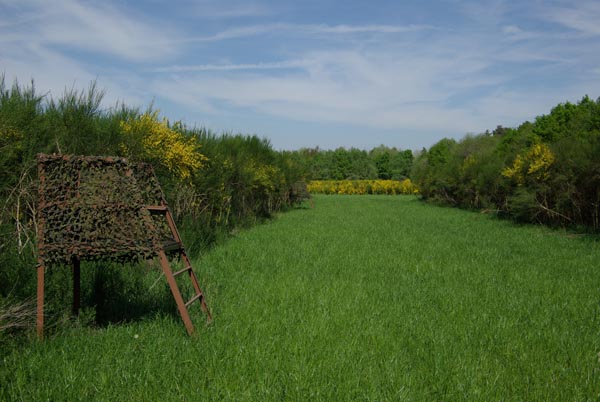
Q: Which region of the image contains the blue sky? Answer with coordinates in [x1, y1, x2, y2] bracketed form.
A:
[1, 0, 599, 150]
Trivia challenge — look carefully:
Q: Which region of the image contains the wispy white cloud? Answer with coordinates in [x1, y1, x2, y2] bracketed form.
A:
[1, 42, 95, 94]
[0, 41, 147, 107]
[2, 0, 599, 150]
[307, 24, 435, 34]
[0, 0, 180, 112]
[458, 0, 512, 25]
[178, 23, 287, 43]
[190, 1, 273, 18]
[151, 60, 309, 73]
[179, 23, 434, 43]
[147, 4, 600, 144]
[502, 25, 521, 35]
[148, 47, 495, 135]
[541, 1, 600, 36]
[0, 0, 179, 62]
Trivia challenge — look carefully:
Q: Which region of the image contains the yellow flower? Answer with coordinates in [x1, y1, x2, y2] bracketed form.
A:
[502, 143, 554, 184]
[526, 143, 554, 180]
[308, 179, 419, 195]
[502, 154, 525, 184]
[120, 111, 207, 181]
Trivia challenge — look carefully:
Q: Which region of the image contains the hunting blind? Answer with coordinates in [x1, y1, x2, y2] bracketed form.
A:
[36, 154, 211, 338]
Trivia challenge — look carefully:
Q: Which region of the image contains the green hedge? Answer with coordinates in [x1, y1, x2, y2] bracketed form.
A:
[0, 77, 308, 334]
[412, 96, 600, 231]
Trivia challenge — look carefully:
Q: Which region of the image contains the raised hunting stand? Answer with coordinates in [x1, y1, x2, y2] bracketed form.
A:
[36, 154, 211, 339]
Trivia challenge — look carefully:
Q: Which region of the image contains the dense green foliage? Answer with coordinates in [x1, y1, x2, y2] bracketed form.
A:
[286, 145, 413, 181]
[2, 195, 598, 401]
[0, 77, 306, 333]
[412, 96, 600, 231]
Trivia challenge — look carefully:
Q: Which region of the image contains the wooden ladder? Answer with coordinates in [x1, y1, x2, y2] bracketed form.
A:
[146, 204, 212, 335]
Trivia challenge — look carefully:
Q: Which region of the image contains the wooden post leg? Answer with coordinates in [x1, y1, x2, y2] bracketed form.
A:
[72, 257, 81, 317]
[182, 254, 212, 323]
[158, 251, 196, 336]
[37, 263, 45, 340]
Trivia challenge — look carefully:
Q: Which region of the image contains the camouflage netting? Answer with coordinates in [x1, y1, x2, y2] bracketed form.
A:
[37, 154, 174, 267]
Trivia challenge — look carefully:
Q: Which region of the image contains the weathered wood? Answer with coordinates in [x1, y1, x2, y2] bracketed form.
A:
[158, 250, 195, 336]
[36, 263, 44, 340]
[72, 257, 80, 317]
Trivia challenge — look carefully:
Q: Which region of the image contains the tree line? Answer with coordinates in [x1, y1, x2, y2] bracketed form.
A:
[412, 96, 600, 232]
[284, 145, 414, 181]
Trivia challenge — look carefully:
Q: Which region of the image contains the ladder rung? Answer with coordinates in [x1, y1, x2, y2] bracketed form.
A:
[185, 293, 203, 308]
[163, 240, 183, 252]
[173, 266, 192, 277]
[146, 205, 168, 214]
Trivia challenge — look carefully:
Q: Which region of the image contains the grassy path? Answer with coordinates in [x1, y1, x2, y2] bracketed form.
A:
[2, 195, 600, 401]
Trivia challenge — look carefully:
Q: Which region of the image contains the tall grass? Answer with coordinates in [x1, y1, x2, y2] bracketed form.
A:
[1, 196, 599, 401]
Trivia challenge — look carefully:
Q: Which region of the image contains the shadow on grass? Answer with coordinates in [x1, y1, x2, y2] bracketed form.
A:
[86, 262, 179, 326]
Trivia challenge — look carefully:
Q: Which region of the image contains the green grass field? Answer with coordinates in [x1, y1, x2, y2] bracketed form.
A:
[2, 195, 599, 401]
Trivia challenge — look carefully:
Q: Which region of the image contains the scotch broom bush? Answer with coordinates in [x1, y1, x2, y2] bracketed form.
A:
[120, 111, 207, 181]
[308, 179, 418, 195]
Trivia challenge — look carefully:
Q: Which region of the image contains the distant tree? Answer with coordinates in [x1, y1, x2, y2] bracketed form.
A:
[390, 149, 413, 180]
[374, 152, 391, 179]
[427, 138, 456, 167]
[348, 148, 377, 179]
[492, 125, 507, 137]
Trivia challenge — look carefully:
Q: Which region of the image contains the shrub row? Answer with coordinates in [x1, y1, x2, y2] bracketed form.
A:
[412, 96, 600, 231]
[308, 179, 418, 195]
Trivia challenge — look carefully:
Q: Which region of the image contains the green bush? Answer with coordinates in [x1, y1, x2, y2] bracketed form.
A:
[413, 96, 600, 231]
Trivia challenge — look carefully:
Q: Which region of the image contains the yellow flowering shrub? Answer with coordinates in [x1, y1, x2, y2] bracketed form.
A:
[526, 143, 555, 180]
[120, 111, 207, 180]
[502, 143, 554, 184]
[460, 154, 477, 175]
[0, 126, 23, 147]
[247, 163, 286, 194]
[308, 179, 418, 195]
[502, 154, 524, 184]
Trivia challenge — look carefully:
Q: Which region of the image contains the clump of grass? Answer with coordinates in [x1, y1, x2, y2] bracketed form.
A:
[0, 297, 36, 332]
